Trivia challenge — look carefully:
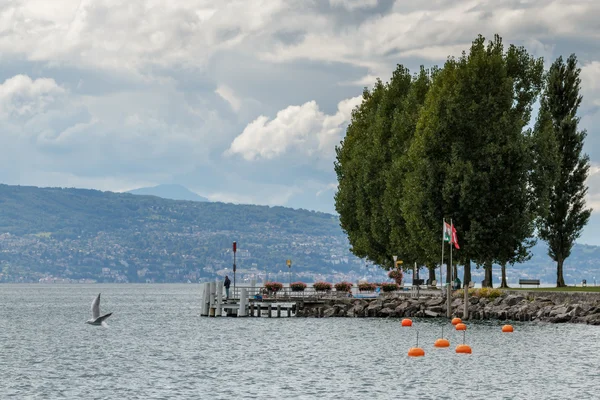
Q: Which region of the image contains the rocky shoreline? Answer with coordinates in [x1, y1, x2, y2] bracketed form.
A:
[294, 291, 600, 325]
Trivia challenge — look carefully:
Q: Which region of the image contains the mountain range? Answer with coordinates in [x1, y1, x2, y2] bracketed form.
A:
[127, 184, 209, 202]
[0, 183, 598, 285]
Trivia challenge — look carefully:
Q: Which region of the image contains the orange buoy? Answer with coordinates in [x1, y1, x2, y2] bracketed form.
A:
[401, 318, 413, 327]
[502, 324, 514, 333]
[455, 323, 467, 331]
[434, 338, 450, 348]
[451, 317, 462, 325]
[456, 344, 472, 354]
[408, 347, 425, 357]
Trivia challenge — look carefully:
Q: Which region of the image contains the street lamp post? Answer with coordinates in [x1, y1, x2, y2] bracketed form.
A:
[287, 259, 292, 289]
[233, 241, 237, 296]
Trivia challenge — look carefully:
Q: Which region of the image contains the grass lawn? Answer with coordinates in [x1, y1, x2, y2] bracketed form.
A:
[505, 286, 600, 293]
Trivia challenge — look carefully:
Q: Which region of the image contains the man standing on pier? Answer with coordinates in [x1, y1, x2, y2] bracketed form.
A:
[224, 275, 231, 300]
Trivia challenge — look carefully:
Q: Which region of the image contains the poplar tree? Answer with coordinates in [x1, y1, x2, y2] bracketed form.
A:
[533, 54, 592, 287]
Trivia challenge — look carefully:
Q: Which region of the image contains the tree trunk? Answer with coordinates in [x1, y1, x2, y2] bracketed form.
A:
[500, 263, 509, 288]
[428, 265, 436, 284]
[453, 264, 458, 282]
[464, 259, 471, 288]
[484, 262, 493, 288]
[557, 258, 566, 287]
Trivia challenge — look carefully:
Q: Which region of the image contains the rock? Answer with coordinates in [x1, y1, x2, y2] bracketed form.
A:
[428, 306, 444, 314]
[451, 298, 463, 308]
[550, 313, 571, 323]
[379, 307, 395, 317]
[493, 297, 504, 306]
[469, 297, 480, 305]
[585, 313, 600, 325]
[367, 302, 382, 316]
[504, 295, 525, 307]
[550, 306, 568, 317]
[323, 308, 336, 318]
[424, 310, 439, 318]
[426, 297, 445, 307]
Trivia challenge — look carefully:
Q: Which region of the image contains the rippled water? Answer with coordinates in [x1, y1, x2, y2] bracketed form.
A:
[1, 284, 599, 399]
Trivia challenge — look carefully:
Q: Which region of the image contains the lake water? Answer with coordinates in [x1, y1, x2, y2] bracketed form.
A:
[1, 284, 599, 399]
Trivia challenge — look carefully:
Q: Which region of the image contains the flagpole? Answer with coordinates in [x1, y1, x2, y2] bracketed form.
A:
[450, 218, 453, 284]
[440, 218, 445, 287]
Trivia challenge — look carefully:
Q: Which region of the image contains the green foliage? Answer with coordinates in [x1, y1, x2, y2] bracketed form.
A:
[335, 65, 436, 269]
[453, 287, 502, 298]
[403, 34, 543, 284]
[533, 54, 592, 287]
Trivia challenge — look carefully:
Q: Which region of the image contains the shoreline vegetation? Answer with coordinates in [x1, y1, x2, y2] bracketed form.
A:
[294, 289, 600, 325]
[334, 34, 592, 290]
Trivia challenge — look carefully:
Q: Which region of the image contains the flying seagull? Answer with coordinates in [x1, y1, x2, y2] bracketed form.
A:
[86, 293, 112, 326]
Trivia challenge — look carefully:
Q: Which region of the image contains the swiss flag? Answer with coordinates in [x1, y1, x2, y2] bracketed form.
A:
[451, 224, 460, 250]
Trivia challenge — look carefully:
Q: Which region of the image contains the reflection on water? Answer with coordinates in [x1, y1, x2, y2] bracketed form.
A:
[0, 284, 598, 399]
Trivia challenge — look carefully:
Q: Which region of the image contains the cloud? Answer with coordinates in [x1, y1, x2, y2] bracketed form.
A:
[0, 75, 65, 118]
[587, 163, 600, 212]
[329, 0, 379, 11]
[215, 85, 242, 112]
[0, 0, 599, 230]
[225, 95, 362, 163]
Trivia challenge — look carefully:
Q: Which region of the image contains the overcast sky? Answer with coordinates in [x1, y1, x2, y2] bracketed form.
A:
[1, 0, 599, 244]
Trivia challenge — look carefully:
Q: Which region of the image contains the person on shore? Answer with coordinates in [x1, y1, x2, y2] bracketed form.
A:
[224, 275, 231, 299]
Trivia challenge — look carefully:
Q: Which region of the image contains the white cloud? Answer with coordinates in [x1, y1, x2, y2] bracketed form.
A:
[215, 85, 242, 112]
[226, 95, 362, 162]
[588, 163, 600, 212]
[0, 75, 65, 118]
[329, 0, 378, 11]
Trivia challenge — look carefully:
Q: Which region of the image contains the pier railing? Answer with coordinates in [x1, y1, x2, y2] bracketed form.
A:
[228, 286, 440, 301]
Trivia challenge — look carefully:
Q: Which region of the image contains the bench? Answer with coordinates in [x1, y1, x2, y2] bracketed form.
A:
[519, 279, 540, 288]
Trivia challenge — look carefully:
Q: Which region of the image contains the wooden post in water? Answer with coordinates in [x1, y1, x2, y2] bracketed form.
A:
[201, 283, 209, 316]
[277, 305, 281, 318]
[238, 288, 248, 317]
[216, 281, 223, 317]
[209, 281, 216, 317]
[250, 303, 254, 317]
[268, 304, 272, 318]
[287, 307, 291, 317]
[463, 281, 469, 320]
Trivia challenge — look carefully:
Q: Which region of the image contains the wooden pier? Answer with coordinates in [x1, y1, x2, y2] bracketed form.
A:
[200, 280, 336, 318]
[199, 280, 439, 318]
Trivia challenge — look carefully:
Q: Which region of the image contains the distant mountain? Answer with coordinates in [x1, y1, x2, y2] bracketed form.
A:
[0, 183, 598, 285]
[127, 184, 209, 202]
[0, 184, 360, 283]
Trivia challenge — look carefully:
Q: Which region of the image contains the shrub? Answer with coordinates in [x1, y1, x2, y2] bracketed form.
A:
[380, 282, 400, 292]
[313, 281, 332, 291]
[264, 282, 283, 292]
[334, 281, 353, 292]
[388, 269, 404, 285]
[290, 281, 307, 291]
[358, 282, 377, 291]
[453, 287, 503, 299]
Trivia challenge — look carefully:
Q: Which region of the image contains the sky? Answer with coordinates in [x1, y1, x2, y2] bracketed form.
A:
[1, 0, 599, 244]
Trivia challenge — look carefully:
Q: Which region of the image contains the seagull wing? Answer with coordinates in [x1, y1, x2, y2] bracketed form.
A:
[91, 293, 101, 320]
